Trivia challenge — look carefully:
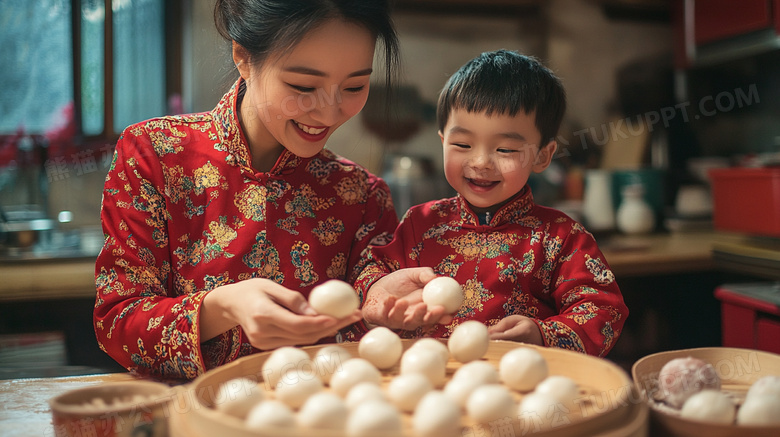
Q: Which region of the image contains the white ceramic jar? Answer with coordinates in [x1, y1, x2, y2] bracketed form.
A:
[616, 184, 655, 234]
[583, 169, 615, 231]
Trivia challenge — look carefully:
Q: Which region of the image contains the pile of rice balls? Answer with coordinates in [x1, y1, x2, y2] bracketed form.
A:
[209, 327, 585, 436]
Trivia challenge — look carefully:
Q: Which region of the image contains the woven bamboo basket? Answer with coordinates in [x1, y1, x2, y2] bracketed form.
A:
[173, 340, 647, 437]
[632, 347, 780, 437]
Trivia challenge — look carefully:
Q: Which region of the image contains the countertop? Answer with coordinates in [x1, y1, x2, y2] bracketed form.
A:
[0, 257, 97, 302]
[0, 373, 134, 437]
[598, 231, 743, 277]
[0, 231, 756, 302]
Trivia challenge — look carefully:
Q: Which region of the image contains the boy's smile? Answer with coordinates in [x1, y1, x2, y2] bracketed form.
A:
[440, 108, 556, 215]
[467, 178, 499, 190]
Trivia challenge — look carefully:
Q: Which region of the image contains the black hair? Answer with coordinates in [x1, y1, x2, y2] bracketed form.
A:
[214, 0, 399, 90]
[437, 49, 567, 146]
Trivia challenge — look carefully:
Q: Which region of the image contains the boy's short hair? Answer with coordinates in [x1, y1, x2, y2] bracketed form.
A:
[437, 49, 566, 146]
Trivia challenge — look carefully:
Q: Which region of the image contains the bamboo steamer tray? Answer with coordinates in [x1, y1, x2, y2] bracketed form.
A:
[175, 340, 647, 437]
[632, 347, 780, 437]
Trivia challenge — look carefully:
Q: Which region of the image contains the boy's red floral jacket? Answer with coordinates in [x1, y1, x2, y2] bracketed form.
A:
[354, 187, 628, 357]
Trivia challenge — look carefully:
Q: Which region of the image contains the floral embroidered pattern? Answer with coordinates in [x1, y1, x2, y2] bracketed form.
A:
[313, 217, 344, 246]
[457, 278, 495, 318]
[585, 254, 615, 285]
[235, 185, 267, 222]
[439, 231, 521, 261]
[173, 217, 237, 268]
[497, 252, 534, 283]
[503, 288, 539, 319]
[94, 78, 399, 379]
[354, 187, 628, 357]
[286, 184, 335, 218]
[291, 241, 318, 286]
[327, 253, 347, 279]
[540, 321, 586, 354]
[242, 231, 284, 283]
[334, 175, 368, 205]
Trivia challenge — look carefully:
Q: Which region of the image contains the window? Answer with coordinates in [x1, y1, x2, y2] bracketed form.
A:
[0, 0, 181, 139]
[1, 1, 74, 135]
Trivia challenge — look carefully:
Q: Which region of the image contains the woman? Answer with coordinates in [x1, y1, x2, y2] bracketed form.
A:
[94, 0, 430, 380]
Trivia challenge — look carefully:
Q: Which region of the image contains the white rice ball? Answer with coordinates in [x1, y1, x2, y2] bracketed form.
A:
[347, 400, 403, 437]
[737, 393, 780, 426]
[466, 384, 516, 424]
[443, 377, 482, 409]
[452, 361, 499, 385]
[329, 358, 382, 397]
[245, 400, 296, 430]
[409, 338, 450, 364]
[534, 375, 580, 407]
[448, 321, 489, 363]
[518, 392, 560, 429]
[359, 326, 403, 370]
[275, 369, 324, 409]
[422, 276, 464, 314]
[680, 390, 735, 424]
[386, 373, 434, 412]
[297, 392, 348, 430]
[745, 375, 780, 401]
[213, 377, 264, 419]
[261, 346, 311, 389]
[312, 345, 352, 384]
[345, 382, 388, 411]
[499, 347, 548, 392]
[413, 390, 462, 437]
[308, 279, 360, 319]
[400, 347, 447, 388]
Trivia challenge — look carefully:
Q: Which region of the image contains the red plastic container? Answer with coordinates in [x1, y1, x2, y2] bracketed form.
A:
[714, 283, 780, 354]
[709, 167, 780, 237]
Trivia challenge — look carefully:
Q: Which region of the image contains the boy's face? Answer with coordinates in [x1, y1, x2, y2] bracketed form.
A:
[439, 108, 556, 214]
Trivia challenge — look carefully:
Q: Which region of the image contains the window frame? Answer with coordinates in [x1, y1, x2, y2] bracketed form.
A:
[71, 0, 183, 143]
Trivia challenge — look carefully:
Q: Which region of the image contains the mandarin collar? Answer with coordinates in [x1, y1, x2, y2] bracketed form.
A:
[211, 77, 305, 176]
[458, 185, 535, 227]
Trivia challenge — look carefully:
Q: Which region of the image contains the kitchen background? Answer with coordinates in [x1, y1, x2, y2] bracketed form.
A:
[1, 0, 779, 376]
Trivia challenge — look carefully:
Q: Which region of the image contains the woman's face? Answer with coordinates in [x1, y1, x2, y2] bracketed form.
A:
[235, 19, 376, 161]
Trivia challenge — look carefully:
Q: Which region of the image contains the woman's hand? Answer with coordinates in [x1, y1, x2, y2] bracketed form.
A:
[487, 315, 544, 345]
[362, 268, 453, 331]
[200, 278, 361, 350]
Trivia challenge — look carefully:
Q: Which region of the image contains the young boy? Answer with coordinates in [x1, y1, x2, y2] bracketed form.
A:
[354, 50, 628, 357]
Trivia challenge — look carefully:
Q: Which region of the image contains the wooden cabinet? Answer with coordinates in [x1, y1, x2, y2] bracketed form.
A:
[694, 0, 773, 44]
[674, 0, 780, 67]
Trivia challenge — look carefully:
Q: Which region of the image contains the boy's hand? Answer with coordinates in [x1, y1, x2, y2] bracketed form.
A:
[363, 268, 454, 331]
[488, 315, 544, 346]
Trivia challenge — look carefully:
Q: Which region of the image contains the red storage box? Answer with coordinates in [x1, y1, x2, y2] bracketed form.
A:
[709, 167, 780, 237]
[714, 282, 780, 354]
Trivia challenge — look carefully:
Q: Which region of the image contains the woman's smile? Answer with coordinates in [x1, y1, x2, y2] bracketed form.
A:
[293, 120, 329, 141]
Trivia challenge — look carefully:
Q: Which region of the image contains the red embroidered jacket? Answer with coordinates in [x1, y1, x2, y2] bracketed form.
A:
[94, 79, 398, 380]
[354, 187, 628, 357]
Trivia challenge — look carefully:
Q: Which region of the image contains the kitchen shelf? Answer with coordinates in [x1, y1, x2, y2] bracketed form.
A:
[393, 0, 542, 15]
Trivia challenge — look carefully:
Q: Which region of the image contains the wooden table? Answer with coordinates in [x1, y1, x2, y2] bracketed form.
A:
[0, 373, 133, 437]
[599, 231, 745, 278]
